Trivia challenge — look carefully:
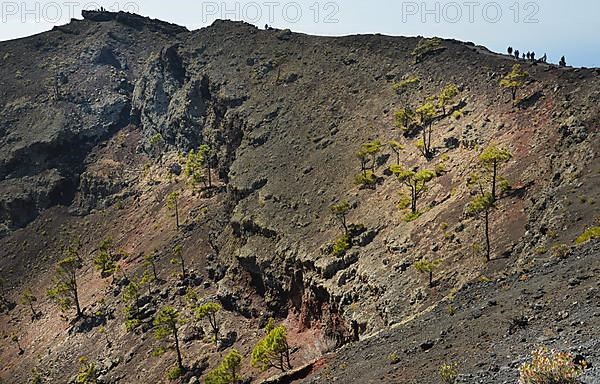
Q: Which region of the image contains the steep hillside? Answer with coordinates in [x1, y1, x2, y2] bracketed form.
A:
[0, 11, 598, 384]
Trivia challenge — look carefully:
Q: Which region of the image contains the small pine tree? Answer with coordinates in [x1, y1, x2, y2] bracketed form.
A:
[166, 191, 180, 229]
[205, 349, 243, 384]
[47, 255, 83, 318]
[329, 200, 351, 236]
[478, 145, 512, 202]
[185, 149, 206, 187]
[360, 140, 382, 171]
[390, 166, 435, 215]
[144, 252, 160, 282]
[251, 324, 292, 372]
[94, 238, 117, 278]
[11, 333, 24, 354]
[389, 140, 404, 165]
[123, 279, 141, 319]
[197, 144, 213, 188]
[466, 192, 495, 262]
[414, 259, 441, 287]
[154, 306, 185, 372]
[170, 245, 187, 279]
[394, 107, 418, 132]
[438, 84, 459, 115]
[19, 288, 38, 320]
[500, 64, 529, 101]
[195, 302, 221, 345]
[140, 269, 154, 296]
[415, 102, 437, 158]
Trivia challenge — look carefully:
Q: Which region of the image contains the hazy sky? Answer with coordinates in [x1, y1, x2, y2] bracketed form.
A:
[1, 0, 598, 67]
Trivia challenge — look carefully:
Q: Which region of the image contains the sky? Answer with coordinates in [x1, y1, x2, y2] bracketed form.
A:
[0, 0, 598, 67]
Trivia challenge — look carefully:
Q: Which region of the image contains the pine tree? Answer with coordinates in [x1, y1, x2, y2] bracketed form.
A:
[144, 252, 160, 282]
[205, 349, 243, 384]
[154, 306, 185, 372]
[19, 288, 39, 320]
[389, 140, 405, 165]
[329, 200, 351, 236]
[414, 259, 441, 287]
[195, 302, 221, 345]
[166, 191, 180, 229]
[251, 324, 292, 372]
[94, 237, 117, 278]
[466, 192, 495, 262]
[478, 145, 512, 202]
[438, 84, 459, 115]
[390, 166, 435, 215]
[170, 245, 187, 279]
[415, 102, 437, 158]
[47, 255, 83, 318]
[500, 64, 529, 100]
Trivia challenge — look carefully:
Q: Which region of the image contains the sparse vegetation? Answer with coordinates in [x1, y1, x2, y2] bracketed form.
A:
[388, 352, 401, 364]
[439, 362, 458, 383]
[331, 234, 351, 257]
[519, 347, 584, 384]
[75, 357, 98, 384]
[575, 226, 600, 244]
[354, 170, 378, 187]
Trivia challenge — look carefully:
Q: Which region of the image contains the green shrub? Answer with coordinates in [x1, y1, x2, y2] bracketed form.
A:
[388, 352, 401, 364]
[397, 192, 411, 210]
[551, 244, 570, 259]
[403, 211, 422, 222]
[331, 235, 351, 257]
[392, 76, 420, 92]
[354, 171, 377, 187]
[166, 366, 184, 380]
[75, 357, 98, 384]
[435, 162, 447, 176]
[452, 109, 463, 120]
[411, 37, 445, 62]
[518, 347, 584, 384]
[439, 363, 458, 383]
[575, 226, 600, 245]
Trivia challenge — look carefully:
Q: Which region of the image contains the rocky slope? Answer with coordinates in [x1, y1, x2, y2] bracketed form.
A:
[0, 10, 598, 384]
